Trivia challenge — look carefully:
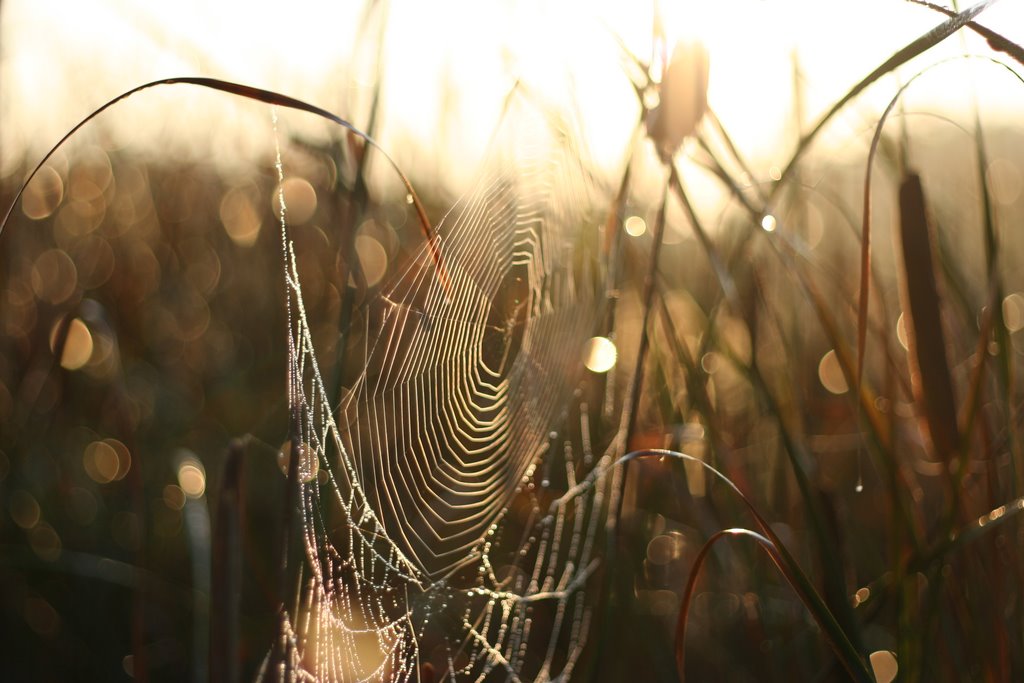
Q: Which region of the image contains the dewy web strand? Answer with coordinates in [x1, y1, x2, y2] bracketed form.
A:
[262, 101, 616, 682]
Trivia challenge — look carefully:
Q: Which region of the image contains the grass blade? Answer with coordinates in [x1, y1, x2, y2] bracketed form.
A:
[773, 0, 1001, 193]
[908, 0, 1024, 67]
[611, 450, 874, 683]
[623, 184, 670, 450]
[675, 528, 873, 683]
[0, 76, 451, 292]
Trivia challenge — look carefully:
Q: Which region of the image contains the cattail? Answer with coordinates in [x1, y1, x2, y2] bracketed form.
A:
[647, 40, 710, 160]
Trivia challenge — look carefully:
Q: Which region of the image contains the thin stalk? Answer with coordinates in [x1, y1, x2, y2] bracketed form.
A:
[210, 439, 245, 683]
[622, 182, 669, 449]
[331, 0, 391, 402]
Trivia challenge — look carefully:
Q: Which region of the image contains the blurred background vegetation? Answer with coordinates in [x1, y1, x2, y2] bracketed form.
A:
[3, 1, 1024, 681]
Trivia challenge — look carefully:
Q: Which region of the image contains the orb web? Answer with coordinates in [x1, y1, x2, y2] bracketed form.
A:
[261, 105, 618, 682]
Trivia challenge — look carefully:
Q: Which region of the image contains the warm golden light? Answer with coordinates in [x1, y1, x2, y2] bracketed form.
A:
[276, 177, 318, 225]
[177, 459, 207, 498]
[355, 235, 388, 288]
[1, 3, 1023, 678]
[870, 651, 898, 683]
[1003, 293, 1024, 332]
[583, 336, 617, 373]
[54, 318, 94, 370]
[22, 165, 64, 220]
[220, 186, 262, 247]
[624, 215, 647, 237]
[818, 349, 848, 395]
[0, 0, 1021, 223]
[896, 313, 909, 351]
[83, 440, 121, 484]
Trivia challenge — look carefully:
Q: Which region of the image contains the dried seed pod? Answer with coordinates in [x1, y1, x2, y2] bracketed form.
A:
[647, 40, 710, 159]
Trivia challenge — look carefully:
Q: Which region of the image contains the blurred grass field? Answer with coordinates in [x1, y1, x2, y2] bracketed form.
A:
[3, 1, 1024, 681]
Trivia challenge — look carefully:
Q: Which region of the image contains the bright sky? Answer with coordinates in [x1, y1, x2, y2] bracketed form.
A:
[2, 0, 1023, 187]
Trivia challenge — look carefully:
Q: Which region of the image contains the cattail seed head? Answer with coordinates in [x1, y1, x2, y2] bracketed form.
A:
[647, 40, 709, 160]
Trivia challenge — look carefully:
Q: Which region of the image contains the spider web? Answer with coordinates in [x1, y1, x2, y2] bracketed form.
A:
[260, 104, 618, 682]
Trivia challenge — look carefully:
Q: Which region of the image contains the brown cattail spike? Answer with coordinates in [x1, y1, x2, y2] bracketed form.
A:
[896, 172, 961, 469]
